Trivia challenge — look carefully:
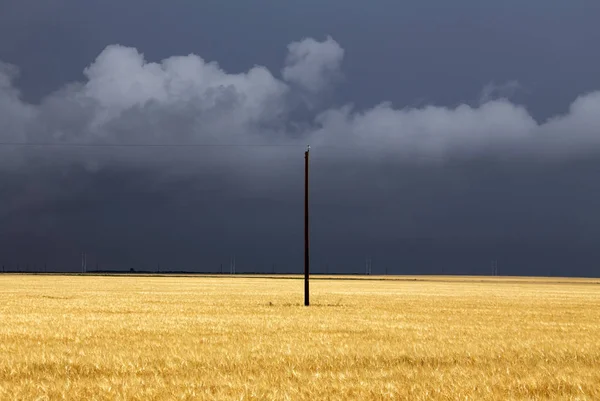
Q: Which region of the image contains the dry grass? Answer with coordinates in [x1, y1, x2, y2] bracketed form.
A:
[1, 275, 599, 400]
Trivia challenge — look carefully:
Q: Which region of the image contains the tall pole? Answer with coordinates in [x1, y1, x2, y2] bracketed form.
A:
[304, 145, 310, 306]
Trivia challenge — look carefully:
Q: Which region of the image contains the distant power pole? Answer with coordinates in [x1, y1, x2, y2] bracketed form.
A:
[491, 259, 498, 276]
[304, 145, 310, 306]
[81, 252, 87, 274]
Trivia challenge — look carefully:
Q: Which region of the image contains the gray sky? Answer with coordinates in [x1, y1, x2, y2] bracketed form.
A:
[1, 0, 600, 275]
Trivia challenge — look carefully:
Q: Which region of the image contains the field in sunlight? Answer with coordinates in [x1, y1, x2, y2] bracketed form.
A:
[1, 274, 599, 400]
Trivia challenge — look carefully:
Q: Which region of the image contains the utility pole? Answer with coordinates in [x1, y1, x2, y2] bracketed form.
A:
[304, 145, 310, 306]
[81, 252, 87, 274]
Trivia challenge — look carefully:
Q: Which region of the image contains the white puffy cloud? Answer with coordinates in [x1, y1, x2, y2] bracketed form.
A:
[537, 91, 600, 157]
[282, 36, 344, 93]
[1, 35, 600, 173]
[310, 99, 539, 160]
[81, 45, 289, 131]
[308, 91, 600, 162]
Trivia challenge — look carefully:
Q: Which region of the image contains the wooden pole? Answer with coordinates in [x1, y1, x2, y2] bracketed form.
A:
[304, 146, 310, 306]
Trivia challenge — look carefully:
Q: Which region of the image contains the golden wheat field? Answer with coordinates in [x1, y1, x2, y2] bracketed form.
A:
[1, 275, 600, 400]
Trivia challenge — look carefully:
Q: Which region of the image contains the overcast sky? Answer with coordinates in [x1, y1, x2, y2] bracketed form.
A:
[1, 0, 600, 276]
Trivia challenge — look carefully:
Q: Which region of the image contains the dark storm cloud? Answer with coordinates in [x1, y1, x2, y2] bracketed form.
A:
[1, 40, 600, 233]
[2, 1, 600, 275]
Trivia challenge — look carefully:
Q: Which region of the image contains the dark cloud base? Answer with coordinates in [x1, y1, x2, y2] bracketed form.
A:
[2, 38, 600, 277]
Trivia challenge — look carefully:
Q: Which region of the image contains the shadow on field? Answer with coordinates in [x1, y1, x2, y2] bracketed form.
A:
[4, 273, 599, 286]
[266, 301, 345, 308]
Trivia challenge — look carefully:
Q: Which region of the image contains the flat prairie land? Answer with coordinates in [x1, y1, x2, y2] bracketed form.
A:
[1, 275, 599, 400]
